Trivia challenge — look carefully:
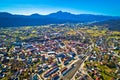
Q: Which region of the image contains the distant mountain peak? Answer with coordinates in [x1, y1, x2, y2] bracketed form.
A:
[0, 12, 12, 17]
[30, 13, 42, 18]
[30, 13, 41, 17]
[55, 11, 72, 14]
[0, 12, 12, 14]
[47, 11, 74, 19]
[0, 11, 120, 27]
[57, 11, 63, 13]
[31, 13, 40, 16]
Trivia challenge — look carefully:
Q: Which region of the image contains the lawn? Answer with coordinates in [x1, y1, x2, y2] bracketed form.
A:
[85, 61, 117, 80]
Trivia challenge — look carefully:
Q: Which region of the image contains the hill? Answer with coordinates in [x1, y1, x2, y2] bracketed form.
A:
[92, 20, 120, 31]
[0, 11, 119, 27]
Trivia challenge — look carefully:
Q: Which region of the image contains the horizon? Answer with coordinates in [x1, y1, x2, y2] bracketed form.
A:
[0, 0, 120, 16]
[0, 10, 104, 16]
[0, 10, 120, 17]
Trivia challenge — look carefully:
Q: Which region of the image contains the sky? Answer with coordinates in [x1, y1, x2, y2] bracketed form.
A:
[0, 0, 120, 16]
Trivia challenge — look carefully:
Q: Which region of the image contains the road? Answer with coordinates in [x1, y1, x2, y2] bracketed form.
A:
[60, 45, 93, 80]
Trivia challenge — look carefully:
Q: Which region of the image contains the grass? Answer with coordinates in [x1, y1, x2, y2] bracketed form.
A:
[86, 61, 117, 80]
[1, 77, 9, 80]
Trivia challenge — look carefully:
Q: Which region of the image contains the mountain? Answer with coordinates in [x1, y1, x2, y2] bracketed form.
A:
[92, 19, 120, 31]
[0, 12, 13, 17]
[0, 11, 119, 27]
[47, 11, 119, 22]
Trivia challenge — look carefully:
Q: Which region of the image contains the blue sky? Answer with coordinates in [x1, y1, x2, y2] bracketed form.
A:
[0, 0, 120, 16]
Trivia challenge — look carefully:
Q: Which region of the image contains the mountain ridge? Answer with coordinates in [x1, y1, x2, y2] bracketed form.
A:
[0, 11, 120, 27]
[92, 19, 120, 31]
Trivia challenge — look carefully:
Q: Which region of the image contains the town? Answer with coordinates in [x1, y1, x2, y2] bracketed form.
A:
[0, 23, 120, 80]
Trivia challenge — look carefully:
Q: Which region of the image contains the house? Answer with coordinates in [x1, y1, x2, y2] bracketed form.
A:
[48, 51, 56, 55]
[44, 66, 59, 78]
[51, 73, 59, 80]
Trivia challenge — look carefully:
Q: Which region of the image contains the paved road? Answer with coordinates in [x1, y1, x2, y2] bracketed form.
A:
[60, 46, 92, 80]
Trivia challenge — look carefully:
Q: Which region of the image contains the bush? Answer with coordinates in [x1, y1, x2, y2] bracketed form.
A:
[107, 62, 116, 68]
